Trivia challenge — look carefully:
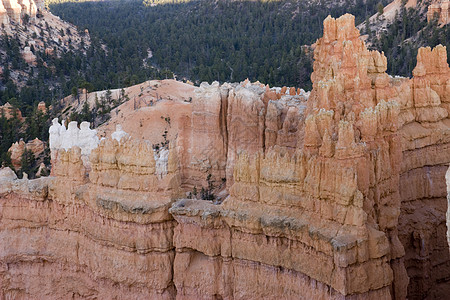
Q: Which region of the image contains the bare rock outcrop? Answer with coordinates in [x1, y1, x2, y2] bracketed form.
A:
[0, 102, 23, 120]
[49, 119, 99, 167]
[22, 46, 36, 64]
[427, 0, 450, 25]
[186, 80, 307, 189]
[0, 134, 180, 298]
[0, 1, 8, 25]
[0, 0, 39, 25]
[8, 137, 44, 170]
[1, 13, 450, 300]
[172, 14, 450, 300]
[171, 14, 404, 299]
[446, 166, 450, 253]
[186, 82, 229, 186]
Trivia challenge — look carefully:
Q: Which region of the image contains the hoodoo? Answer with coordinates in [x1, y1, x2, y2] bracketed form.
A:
[0, 14, 449, 299]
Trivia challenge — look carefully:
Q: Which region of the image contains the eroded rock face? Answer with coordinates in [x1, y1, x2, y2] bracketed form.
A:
[427, 1, 450, 25]
[0, 13, 450, 300]
[171, 13, 405, 299]
[446, 166, 450, 253]
[49, 119, 100, 167]
[173, 14, 450, 300]
[186, 80, 307, 188]
[0, 0, 39, 25]
[0, 102, 23, 120]
[397, 45, 450, 299]
[0, 136, 181, 299]
[8, 137, 44, 170]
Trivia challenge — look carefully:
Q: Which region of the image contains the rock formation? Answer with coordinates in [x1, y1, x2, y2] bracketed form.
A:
[0, 102, 23, 120]
[111, 124, 130, 142]
[49, 119, 99, 164]
[0, 0, 40, 25]
[446, 167, 450, 253]
[186, 80, 308, 188]
[1, 13, 450, 300]
[428, 0, 450, 25]
[22, 46, 36, 64]
[8, 137, 44, 170]
[0, 1, 8, 25]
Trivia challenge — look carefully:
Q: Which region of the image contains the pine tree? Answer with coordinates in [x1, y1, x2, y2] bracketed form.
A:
[20, 148, 36, 179]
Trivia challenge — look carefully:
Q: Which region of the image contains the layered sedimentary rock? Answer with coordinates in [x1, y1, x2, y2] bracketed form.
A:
[447, 166, 450, 253]
[1, 13, 450, 300]
[186, 81, 230, 187]
[0, 135, 182, 298]
[173, 14, 450, 299]
[187, 80, 308, 188]
[172, 14, 404, 299]
[397, 44, 450, 299]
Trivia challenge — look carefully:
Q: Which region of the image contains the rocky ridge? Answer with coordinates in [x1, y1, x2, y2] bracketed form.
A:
[0, 13, 450, 300]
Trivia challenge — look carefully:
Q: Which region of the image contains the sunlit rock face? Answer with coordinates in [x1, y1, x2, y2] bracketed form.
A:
[1, 13, 450, 300]
[0, 131, 182, 299]
[0, 1, 9, 25]
[173, 14, 450, 300]
[186, 80, 308, 188]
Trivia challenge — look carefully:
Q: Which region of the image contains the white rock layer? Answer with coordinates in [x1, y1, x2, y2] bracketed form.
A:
[49, 119, 99, 157]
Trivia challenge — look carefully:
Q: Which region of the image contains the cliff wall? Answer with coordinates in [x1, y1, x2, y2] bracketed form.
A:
[0, 13, 449, 300]
[0, 138, 181, 298]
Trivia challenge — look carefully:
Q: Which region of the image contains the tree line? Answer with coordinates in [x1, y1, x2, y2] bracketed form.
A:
[367, 1, 449, 77]
[49, 0, 390, 90]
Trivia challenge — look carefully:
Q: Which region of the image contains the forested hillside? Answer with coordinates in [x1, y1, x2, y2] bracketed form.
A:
[49, 0, 390, 89]
[4, 0, 446, 172]
[362, 0, 449, 77]
[0, 7, 163, 169]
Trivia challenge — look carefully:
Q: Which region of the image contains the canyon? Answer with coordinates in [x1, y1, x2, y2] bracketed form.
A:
[1, 13, 450, 299]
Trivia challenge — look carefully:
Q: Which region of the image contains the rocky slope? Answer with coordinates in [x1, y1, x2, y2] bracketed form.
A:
[0, 13, 449, 300]
[0, 0, 89, 89]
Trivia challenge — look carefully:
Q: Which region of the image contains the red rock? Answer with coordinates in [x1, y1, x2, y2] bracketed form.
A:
[1, 13, 450, 300]
[8, 138, 44, 170]
[0, 102, 23, 120]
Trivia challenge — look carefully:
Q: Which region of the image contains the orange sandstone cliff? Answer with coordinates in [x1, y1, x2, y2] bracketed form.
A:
[1, 14, 450, 300]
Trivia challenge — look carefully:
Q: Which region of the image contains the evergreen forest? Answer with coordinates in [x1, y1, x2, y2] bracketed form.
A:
[366, 1, 450, 76]
[49, 0, 391, 89]
[1, 0, 448, 172]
